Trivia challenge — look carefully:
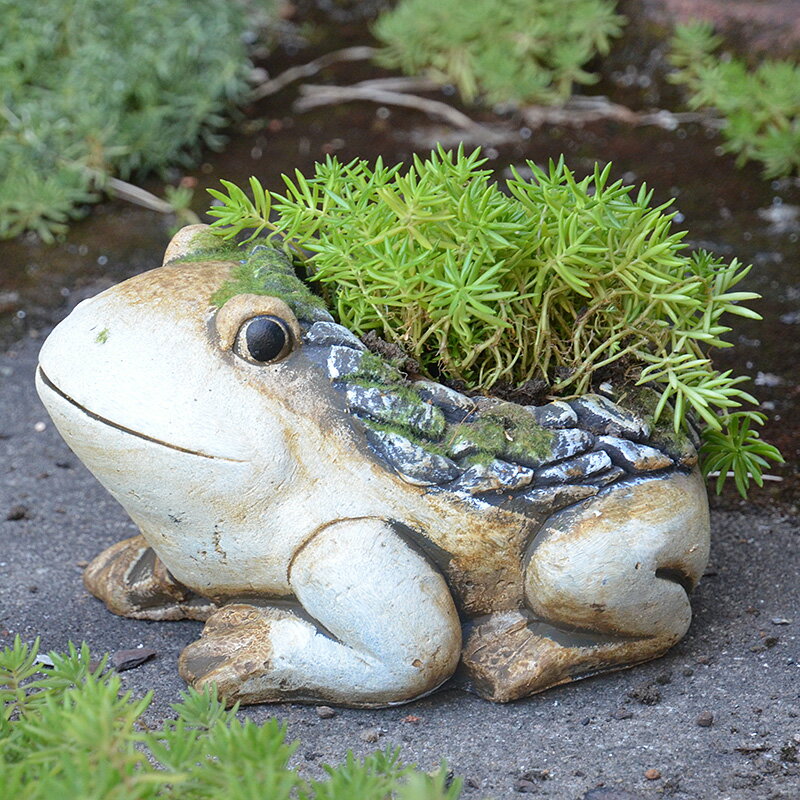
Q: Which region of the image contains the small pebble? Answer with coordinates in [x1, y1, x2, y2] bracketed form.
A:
[682, 667, 694, 677]
[359, 727, 381, 743]
[613, 707, 633, 720]
[403, 714, 421, 724]
[628, 681, 661, 705]
[644, 768, 661, 780]
[696, 711, 714, 727]
[34, 421, 46, 432]
[111, 647, 156, 671]
[5, 505, 30, 521]
[780, 743, 799, 763]
[771, 618, 792, 625]
[316, 705, 336, 719]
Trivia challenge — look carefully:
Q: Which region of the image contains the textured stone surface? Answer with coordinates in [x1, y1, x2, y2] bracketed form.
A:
[588, 466, 627, 486]
[546, 429, 596, 463]
[569, 395, 651, 440]
[507, 484, 599, 517]
[447, 436, 481, 459]
[304, 321, 366, 351]
[450, 459, 534, 495]
[322, 345, 365, 380]
[528, 401, 578, 429]
[596, 435, 673, 472]
[346, 385, 446, 439]
[413, 380, 476, 420]
[535, 451, 614, 485]
[365, 429, 461, 485]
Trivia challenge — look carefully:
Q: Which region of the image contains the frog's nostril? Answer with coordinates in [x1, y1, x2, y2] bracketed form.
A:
[655, 566, 695, 596]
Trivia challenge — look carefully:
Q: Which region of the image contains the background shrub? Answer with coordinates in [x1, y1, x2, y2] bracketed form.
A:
[373, 0, 624, 106]
[669, 21, 800, 178]
[0, 0, 278, 241]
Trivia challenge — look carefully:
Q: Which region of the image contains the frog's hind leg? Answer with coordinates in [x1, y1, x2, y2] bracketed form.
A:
[84, 535, 217, 621]
[178, 518, 462, 707]
[462, 472, 711, 701]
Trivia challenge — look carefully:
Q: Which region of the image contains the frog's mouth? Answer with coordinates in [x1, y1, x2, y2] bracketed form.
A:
[37, 367, 241, 462]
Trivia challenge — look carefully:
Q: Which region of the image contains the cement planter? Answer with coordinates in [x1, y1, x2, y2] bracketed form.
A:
[36, 225, 710, 707]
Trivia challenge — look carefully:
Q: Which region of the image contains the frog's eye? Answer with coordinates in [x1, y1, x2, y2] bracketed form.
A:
[234, 315, 294, 364]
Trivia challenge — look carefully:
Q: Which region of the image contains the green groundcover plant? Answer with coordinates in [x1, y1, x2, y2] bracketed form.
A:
[1, 637, 461, 800]
[669, 21, 800, 178]
[373, 0, 624, 106]
[207, 146, 783, 497]
[0, 0, 279, 242]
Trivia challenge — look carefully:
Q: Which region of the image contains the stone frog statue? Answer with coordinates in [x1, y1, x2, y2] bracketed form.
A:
[36, 225, 710, 708]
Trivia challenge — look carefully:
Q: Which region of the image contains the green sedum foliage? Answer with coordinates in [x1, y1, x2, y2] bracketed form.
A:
[0, 0, 277, 242]
[669, 21, 800, 178]
[1, 637, 462, 800]
[372, 0, 624, 106]
[207, 147, 783, 496]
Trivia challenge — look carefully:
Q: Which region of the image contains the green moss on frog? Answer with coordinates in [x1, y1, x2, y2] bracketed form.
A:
[208, 242, 329, 322]
[446, 402, 555, 464]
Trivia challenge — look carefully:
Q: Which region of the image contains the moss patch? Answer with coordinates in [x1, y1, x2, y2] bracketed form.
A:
[340, 351, 400, 385]
[210, 243, 329, 321]
[362, 419, 450, 457]
[447, 403, 555, 464]
[624, 384, 696, 460]
[169, 245, 244, 266]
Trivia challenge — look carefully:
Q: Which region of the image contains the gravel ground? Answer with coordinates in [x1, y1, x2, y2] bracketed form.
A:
[2, 332, 798, 800]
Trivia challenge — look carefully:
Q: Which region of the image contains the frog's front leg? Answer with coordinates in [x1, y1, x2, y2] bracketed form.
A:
[84, 535, 218, 621]
[178, 518, 462, 707]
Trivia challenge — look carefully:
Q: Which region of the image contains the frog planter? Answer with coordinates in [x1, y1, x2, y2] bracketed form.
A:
[36, 225, 710, 708]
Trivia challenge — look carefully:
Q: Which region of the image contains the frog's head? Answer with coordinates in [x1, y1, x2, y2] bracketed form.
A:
[35, 225, 348, 531]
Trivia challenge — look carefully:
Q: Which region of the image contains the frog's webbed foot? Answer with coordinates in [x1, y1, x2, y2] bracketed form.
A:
[459, 611, 677, 702]
[84, 535, 217, 621]
[178, 518, 461, 707]
[179, 603, 308, 703]
[464, 473, 711, 702]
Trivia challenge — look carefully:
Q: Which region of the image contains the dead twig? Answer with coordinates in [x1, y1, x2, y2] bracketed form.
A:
[251, 46, 378, 100]
[521, 96, 724, 132]
[295, 84, 483, 132]
[105, 177, 174, 214]
[349, 77, 442, 93]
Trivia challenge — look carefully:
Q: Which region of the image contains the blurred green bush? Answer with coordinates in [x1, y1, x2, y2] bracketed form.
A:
[0, 0, 278, 241]
[373, 0, 624, 106]
[669, 21, 800, 179]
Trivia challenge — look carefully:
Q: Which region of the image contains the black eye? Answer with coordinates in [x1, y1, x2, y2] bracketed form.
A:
[235, 315, 293, 364]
